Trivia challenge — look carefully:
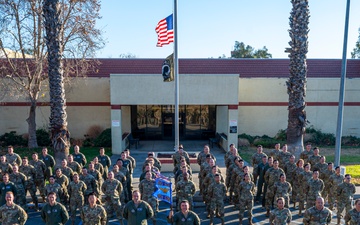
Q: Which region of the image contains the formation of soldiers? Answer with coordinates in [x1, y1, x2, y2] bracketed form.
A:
[0, 143, 359, 225]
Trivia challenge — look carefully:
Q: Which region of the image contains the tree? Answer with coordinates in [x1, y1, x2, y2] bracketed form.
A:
[0, 0, 103, 148]
[231, 41, 272, 58]
[351, 28, 360, 58]
[285, 0, 310, 159]
[119, 53, 137, 58]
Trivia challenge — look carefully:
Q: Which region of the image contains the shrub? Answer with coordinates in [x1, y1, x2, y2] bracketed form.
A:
[36, 129, 51, 147]
[238, 133, 255, 144]
[0, 131, 27, 147]
[94, 128, 111, 147]
[253, 137, 280, 148]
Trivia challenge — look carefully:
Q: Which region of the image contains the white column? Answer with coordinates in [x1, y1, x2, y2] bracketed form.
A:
[111, 106, 122, 155]
[227, 105, 239, 151]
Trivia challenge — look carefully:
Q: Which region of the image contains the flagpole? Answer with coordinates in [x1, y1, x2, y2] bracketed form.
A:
[173, 0, 179, 149]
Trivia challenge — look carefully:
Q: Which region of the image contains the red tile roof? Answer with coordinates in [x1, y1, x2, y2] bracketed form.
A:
[88, 58, 360, 78]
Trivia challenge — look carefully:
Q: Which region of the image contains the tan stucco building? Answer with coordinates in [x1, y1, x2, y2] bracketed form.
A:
[1, 59, 360, 154]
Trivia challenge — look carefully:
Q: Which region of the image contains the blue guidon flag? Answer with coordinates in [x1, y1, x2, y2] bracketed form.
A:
[153, 177, 172, 204]
[155, 14, 174, 47]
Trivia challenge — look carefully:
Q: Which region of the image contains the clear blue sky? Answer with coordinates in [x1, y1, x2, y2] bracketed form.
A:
[95, 0, 360, 59]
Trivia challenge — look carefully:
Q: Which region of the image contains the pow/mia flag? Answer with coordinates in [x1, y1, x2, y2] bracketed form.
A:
[162, 53, 174, 82]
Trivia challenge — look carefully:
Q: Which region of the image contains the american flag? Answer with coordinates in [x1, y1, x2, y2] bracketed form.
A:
[155, 14, 174, 47]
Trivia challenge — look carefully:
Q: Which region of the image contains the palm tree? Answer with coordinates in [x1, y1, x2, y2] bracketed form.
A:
[43, 0, 70, 164]
[285, 0, 310, 158]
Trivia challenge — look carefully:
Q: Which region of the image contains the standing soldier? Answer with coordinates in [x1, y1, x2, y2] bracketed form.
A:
[305, 169, 324, 209]
[273, 174, 292, 208]
[344, 198, 360, 225]
[9, 164, 27, 210]
[80, 167, 99, 200]
[264, 160, 284, 216]
[173, 146, 190, 167]
[230, 159, 245, 206]
[337, 174, 356, 225]
[167, 200, 200, 225]
[176, 173, 196, 210]
[45, 176, 63, 202]
[121, 152, 134, 200]
[102, 171, 123, 224]
[298, 163, 313, 215]
[60, 159, 73, 181]
[303, 197, 332, 225]
[252, 145, 268, 185]
[308, 147, 321, 169]
[321, 162, 334, 204]
[269, 197, 292, 225]
[97, 147, 111, 180]
[0, 191, 27, 225]
[256, 156, 268, 203]
[224, 143, 236, 167]
[55, 168, 69, 206]
[5, 146, 22, 166]
[93, 157, 105, 178]
[300, 143, 313, 164]
[42, 147, 55, 181]
[68, 172, 87, 225]
[238, 173, 255, 225]
[197, 145, 216, 167]
[113, 165, 128, 203]
[139, 171, 158, 225]
[88, 162, 103, 190]
[124, 190, 154, 225]
[124, 148, 136, 176]
[0, 155, 13, 181]
[30, 152, 46, 202]
[67, 154, 81, 174]
[269, 143, 282, 161]
[72, 145, 87, 167]
[278, 144, 291, 169]
[116, 159, 130, 201]
[329, 166, 345, 210]
[313, 156, 328, 175]
[203, 164, 222, 215]
[292, 159, 304, 210]
[284, 155, 297, 206]
[81, 192, 107, 225]
[208, 173, 226, 225]
[19, 156, 38, 210]
[41, 192, 69, 225]
[0, 173, 17, 206]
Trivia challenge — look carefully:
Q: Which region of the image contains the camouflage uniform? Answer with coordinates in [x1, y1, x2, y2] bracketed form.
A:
[252, 152, 268, 185]
[5, 153, 22, 166]
[300, 150, 313, 164]
[55, 174, 69, 206]
[30, 159, 46, 199]
[97, 154, 111, 180]
[337, 182, 356, 219]
[265, 167, 285, 211]
[68, 161, 81, 174]
[118, 166, 130, 201]
[208, 181, 226, 223]
[269, 207, 292, 225]
[0, 162, 12, 182]
[273, 181, 292, 208]
[114, 171, 128, 204]
[269, 149, 282, 161]
[303, 206, 332, 225]
[94, 163, 104, 178]
[0, 202, 27, 225]
[139, 179, 158, 218]
[172, 151, 190, 167]
[299, 170, 313, 212]
[230, 166, 243, 206]
[320, 168, 334, 203]
[80, 173, 99, 198]
[73, 152, 87, 167]
[308, 155, 321, 169]
[19, 164, 38, 207]
[9, 172, 27, 209]
[278, 151, 291, 169]
[225, 160, 236, 189]
[68, 180, 87, 224]
[101, 179, 123, 221]
[0, 182, 17, 206]
[45, 182, 63, 202]
[61, 166, 74, 181]
[238, 180, 255, 223]
[344, 207, 360, 225]
[284, 161, 297, 202]
[175, 179, 196, 210]
[329, 173, 344, 209]
[81, 204, 107, 225]
[305, 178, 324, 209]
[292, 167, 304, 207]
[42, 154, 55, 181]
[89, 169, 103, 192]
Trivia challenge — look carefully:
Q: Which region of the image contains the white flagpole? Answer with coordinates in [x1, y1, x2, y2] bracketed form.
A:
[173, 0, 179, 149]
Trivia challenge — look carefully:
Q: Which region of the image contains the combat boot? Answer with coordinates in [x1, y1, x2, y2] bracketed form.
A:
[265, 209, 270, 217]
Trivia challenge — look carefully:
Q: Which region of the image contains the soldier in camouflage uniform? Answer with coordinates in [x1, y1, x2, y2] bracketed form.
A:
[303, 197, 332, 225]
[101, 171, 123, 224]
[305, 169, 324, 209]
[88, 162, 103, 191]
[116, 159, 130, 202]
[93, 157, 105, 178]
[173, 146, 190, 167]
[264, 160, 284, 216]
[329, 166, 344, 210]
[60, 159, 73, 181]
[19, 156, 38, 209]
[30, 152, 46, 202]
[225, 146, 239, 170]
[344, 198, 360, 225]
[203, 165, 223, 216]
[42, 147, 55, 181]
[273, 174, 292, 208]
[278, 144, 291, 169]
[292, 159, 304, 210]
[308, 147, 321, 169]
[337, 174, 356, 225]
[208, 173, 226, 225]
[72, 145, 87, 167]
[269, 143, 282, 161]
[224, 143, 236, 168]
[299, 163, 313, 215]
[300, 143, 313, 164]
[197, 145, 216, 167]
[80, 167, 99, 201]
[176, 173, 196, 210]
[226, 156, 240, 191]
[97, 147, 111, 181]
[252, 145, 268, 185]
[0, 191, 27, 225]
[45, 176, 63, 202]
[121, 151, 133, 199]
[199, 158, 215, 197]
[5, 145, 22, 166]
[55, 168, 69, 206]
[113, 165, 128, 204]
[0, 155, 12, 182]
[313, 156, 328, 175]
[284, 155, 296, 206]
[321, 162, 334, 204]
[68, 172, 87, 225]
[9, 164, 27, 210]
[230, 159, 244, 206]
[238, 173, 255, 225]
[269, 197, 292, 225]
[67, 154, 81, 174]
[81, 192, 107, 225]
[139, 171, 158, 224]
